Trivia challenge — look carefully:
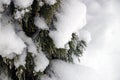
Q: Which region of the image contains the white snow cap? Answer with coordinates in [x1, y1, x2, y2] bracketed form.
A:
[0, 23, 26, 59]
[34, 51, 49, 72]
[45, 0, 57, 5]
[34, 16, 49, 30]
[49, 0, 87, 48]
[13, 0, 33, 8]
[78, 30, 92, 44]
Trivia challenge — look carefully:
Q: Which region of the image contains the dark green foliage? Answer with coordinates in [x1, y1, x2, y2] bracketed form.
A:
[21, 13, 37, 37]
[16, 66, 25, 80]
[54, 48, 68, 61]
[0, 56, 18, 80]
[67, 33, 87, 62]
[35, 30, 56, 58]
[0, 56, 10, 76]
[9, 1, 15, 15]
[21, 0, 39, 37]
[25, 52, 35, 80]
[32, 0, 41, 16]
[40, 0, 60, 28]
[34, 30, 68, 61]
[34, 30, 87, 63]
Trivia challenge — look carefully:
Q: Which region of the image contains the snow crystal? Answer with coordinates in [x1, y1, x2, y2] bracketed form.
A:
[78, 30, 91, 44]
[13, 0, 33, 8]
[49, 0, 87, 48]
[34, 51, 49, 72]
[45, 0, 57, 5]
[0, 22, 26, 59]
[14, 49, 27, 68]
[34, 16, 49, 30]
[41, 60, 101, 80]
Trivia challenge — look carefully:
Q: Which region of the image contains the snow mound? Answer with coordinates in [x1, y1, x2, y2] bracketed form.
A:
[34, 51, 49, 72]
[0, 23, 26, 59]
[41, 60, 101, 80]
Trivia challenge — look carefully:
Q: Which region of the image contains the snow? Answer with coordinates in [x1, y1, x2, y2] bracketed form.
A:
[14, 49, 27, 68]
[0, 18, 26, 59]
[45, 0, 57, 5]
[0, 0, 11, 5]
[14, 24, 49, 70]
[0, 0, 119, 80]
[39, 1, 44, 7]
[41, 60, 100, 80]
[79, 0, 120, 80]
[34, 51, 49, 72]
[16, 30, 37, 55]
[14, 9, 29, 19]
[0, 4, 4, 12]
[34, 16, 49, 30]
[49, 0, 87, 48]
[13, 0, 32, 19]
[13, 0, 33, 8]
[0, 73, 11, 80]
[0, 0, 11, 12]
[41, 75, 55, 80]
[78, 30, 91, 44]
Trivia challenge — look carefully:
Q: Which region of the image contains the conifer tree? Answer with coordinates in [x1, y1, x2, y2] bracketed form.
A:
[0, 0, 87, 80]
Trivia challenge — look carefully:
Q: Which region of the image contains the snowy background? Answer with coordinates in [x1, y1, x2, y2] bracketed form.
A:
[80, 0, 120, 80]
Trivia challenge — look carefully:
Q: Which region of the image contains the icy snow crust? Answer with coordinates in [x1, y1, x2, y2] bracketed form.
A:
[49, 0, 87, 48]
